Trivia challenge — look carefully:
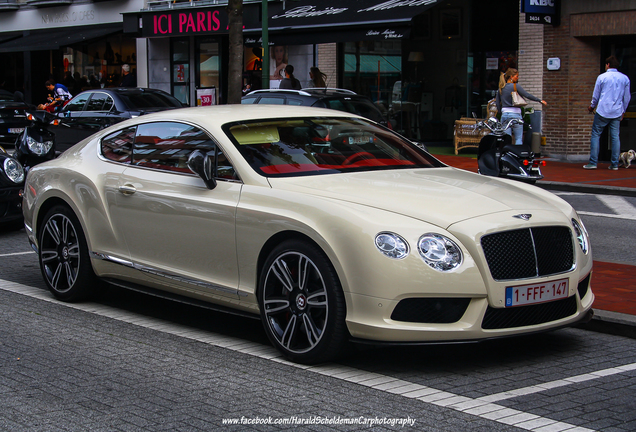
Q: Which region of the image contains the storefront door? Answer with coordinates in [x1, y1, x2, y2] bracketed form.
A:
[602, 37, 636, 162]
[196, 39, 220, 105]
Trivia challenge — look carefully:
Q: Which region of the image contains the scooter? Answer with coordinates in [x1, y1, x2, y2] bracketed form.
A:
[13, 109, 57, 172]
[476, 116, 545, 184]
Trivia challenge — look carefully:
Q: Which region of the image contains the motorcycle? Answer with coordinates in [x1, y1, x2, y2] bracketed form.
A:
[13, 109, 57, 172]
[475, 116, 545, 184]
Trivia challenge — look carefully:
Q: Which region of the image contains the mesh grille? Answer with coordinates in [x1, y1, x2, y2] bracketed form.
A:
[482, 295, 577, 329]
[482, 226, 574, 281]
[391, 298, 471, 323]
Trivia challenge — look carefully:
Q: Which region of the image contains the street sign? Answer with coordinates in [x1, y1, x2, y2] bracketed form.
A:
[521, 0, 559, 26]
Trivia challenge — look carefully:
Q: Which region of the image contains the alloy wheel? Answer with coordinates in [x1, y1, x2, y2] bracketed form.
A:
[262, 251, 329, 354]
[40, 213, 80, 293]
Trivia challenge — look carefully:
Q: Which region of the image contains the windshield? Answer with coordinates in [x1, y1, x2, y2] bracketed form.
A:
[119, 92, 184, 109]
[225, 117, 442, 177]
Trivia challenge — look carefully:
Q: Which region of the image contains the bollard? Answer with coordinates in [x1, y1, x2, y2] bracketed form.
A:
[532, 132, 542, 154]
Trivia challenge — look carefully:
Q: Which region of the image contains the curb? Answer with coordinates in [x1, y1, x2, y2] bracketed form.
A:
[577, 309, 636, 340]
[538, 181, 636, 197]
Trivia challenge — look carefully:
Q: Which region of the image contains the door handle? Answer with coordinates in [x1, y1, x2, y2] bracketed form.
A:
[118, 184, 137, 196]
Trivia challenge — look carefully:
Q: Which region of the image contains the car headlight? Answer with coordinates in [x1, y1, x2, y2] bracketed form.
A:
[3, 157, 25, 183]
[375, 232, 409, 259]
[417, 234, 463, 271]
[571, 218, 589, 254]
[26, 134, 53, 156]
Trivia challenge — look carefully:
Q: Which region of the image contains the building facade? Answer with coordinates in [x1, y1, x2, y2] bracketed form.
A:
[541, 1, 636, 162]
[0, 0, 144, 105]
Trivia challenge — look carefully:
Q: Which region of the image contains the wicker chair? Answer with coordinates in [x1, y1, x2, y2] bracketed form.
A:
[453, 99, 497, 155]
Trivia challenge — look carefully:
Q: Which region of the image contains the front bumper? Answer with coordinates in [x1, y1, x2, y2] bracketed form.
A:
[344, 271, 594, 343]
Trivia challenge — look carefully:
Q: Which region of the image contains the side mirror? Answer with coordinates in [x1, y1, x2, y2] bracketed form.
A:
[187, 150, 217, 190]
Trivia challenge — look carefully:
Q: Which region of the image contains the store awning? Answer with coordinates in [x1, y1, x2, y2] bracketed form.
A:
[0, 23, 122, 53]
[267, 0, 439, 31]
[244, 24, 411, 46]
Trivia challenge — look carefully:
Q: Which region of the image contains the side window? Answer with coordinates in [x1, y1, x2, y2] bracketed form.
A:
[63, 93, 91, 112]
[133, 122, 216, 174]
[287, 98, 304, 106]
[86, 93, 114, 112]
[101, 127, 135, 163]
[216, 148, 238, 180]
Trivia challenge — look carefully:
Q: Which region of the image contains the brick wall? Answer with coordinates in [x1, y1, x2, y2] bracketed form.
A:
[518, 12, 544, 102]
[543, 15, 601, 160]
[317, 44, 338, 88]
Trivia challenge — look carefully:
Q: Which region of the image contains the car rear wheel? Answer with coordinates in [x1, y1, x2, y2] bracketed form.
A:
[38, 205, 96, 302]
[259, 240, 348, 364]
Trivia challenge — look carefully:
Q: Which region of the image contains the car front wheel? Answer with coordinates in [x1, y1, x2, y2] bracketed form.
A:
[259, 240, 348, 364]
[38, 205, 96, 302]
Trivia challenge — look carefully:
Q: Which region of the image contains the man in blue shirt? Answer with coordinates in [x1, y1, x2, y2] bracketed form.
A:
[584, 55, 631, 170]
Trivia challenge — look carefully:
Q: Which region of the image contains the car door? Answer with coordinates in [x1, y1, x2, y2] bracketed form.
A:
[54, 92, 91, 151]
[111, 121, 242, 300]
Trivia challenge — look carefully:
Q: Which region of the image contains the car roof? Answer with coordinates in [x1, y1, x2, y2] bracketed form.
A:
[114, 104, 360, 125]
[75, 87, 170, 97]
[244, 88, 360, 99]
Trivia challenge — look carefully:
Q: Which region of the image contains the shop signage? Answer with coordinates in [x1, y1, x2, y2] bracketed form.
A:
[269, 0, 439, 29]
[142, 9, 229, 37]
[521, 0, 559, 26]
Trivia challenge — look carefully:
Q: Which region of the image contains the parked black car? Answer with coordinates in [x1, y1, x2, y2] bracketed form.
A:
[0, 90, 29, 147]
[0, 144, 25, 230]
[241, 88, 392, 129]
[52, 87, 186, 151]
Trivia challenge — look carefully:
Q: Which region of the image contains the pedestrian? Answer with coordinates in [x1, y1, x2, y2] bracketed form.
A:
[120, 64, 137, 87]
[37, 79, 72, 112]
[495, 68, 547, 145]
[279, 65, 301, 90]
[309, 66, 327, 88]
[584, 55, 631, 170]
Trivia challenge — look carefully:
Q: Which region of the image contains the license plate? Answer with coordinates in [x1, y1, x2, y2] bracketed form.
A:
[505, 277, 569, 307]
[8, 128, 24, 134]
[348, 136, 372, 145]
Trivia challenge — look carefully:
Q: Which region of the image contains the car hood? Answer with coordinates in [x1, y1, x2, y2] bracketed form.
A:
[268, 167, 565, 229]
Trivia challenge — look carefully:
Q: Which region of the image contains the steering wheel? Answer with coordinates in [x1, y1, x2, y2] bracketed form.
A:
[343, 151, 374, 165]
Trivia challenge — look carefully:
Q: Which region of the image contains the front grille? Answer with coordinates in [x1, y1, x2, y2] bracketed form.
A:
[482, 226, 574, 281]
[391, 298, 470, 323]
[482, 295, 577, 329]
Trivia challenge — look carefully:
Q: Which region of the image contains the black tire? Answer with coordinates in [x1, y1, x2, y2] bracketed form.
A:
[259, 239, 349, 364]
[38, 205, 97, 302]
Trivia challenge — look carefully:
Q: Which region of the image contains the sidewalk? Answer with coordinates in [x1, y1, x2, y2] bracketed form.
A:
[433, 152, 636, 335]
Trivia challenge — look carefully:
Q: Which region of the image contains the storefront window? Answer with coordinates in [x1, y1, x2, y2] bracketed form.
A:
[343, 41, 402, 107]
[197, 40, 220, 105]
[65, 33, 136, 92]
[172, 39, 190, 105]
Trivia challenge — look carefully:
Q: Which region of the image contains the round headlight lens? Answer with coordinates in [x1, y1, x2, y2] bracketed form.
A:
[3, 157, 25, 184]
[26, 134, 53, 156]
[374, 232, 409, 259]
[417, 234, 463, 271]
[571, 218, 589, 254]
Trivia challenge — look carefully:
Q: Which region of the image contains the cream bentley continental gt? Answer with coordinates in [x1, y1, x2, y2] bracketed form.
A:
[23, 105, 594, 364]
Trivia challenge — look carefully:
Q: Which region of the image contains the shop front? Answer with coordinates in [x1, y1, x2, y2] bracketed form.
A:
[0, 0, 144, 106]
[262, 0, 520, 142]
[125, 0, 520, 142]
